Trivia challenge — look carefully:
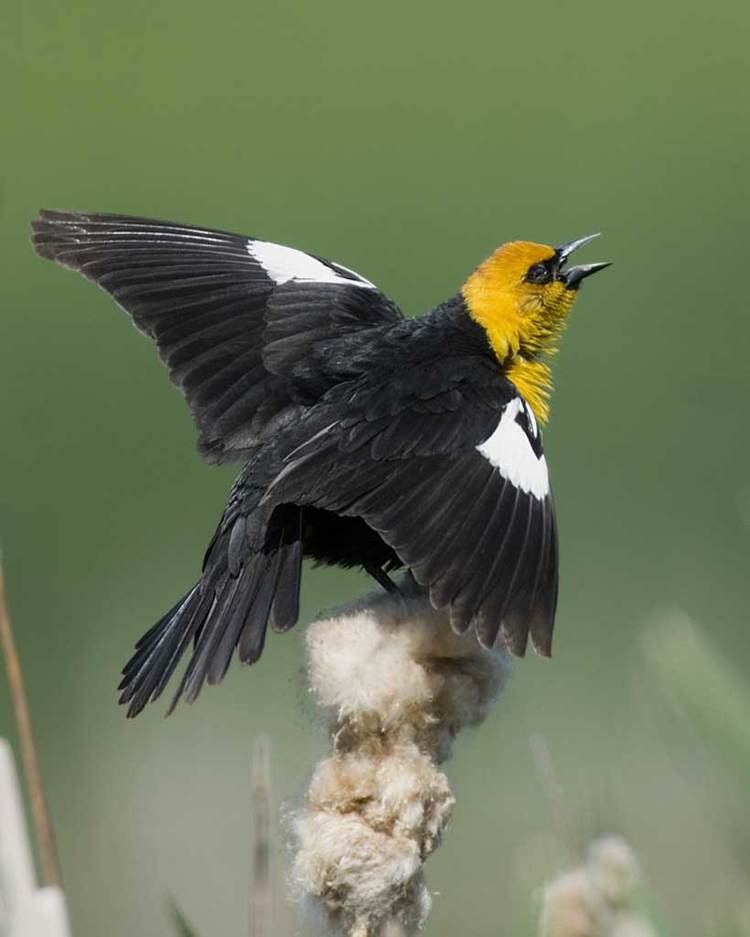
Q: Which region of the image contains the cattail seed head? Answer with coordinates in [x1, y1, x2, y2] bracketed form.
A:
[291, 585, 510, 936]
[540, 837, 655, 937]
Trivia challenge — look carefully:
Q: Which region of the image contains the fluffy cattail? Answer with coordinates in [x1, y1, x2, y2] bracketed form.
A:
[291, 580, 511, 936]
[540, 837, 656, 937]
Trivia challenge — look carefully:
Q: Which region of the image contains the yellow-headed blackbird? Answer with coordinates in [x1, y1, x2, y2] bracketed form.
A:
[31, 211, 609, 715]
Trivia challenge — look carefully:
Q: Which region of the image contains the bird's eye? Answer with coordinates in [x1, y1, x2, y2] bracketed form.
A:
[525, 262, 552, 285]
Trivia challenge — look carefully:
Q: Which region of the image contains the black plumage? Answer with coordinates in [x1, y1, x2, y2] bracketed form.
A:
[31, 211, 559, 716]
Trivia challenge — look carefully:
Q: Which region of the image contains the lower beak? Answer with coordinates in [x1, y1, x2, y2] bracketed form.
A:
[555, 233, 611, 290]
[562, 261, 612, 290]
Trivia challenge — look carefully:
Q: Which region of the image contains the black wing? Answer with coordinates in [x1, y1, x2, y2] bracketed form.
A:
[267, 363, 558, 656]
[31, 211, 402, 463]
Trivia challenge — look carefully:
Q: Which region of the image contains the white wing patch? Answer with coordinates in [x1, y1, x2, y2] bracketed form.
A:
[247, 240, 375, 289]
[477, 398, 549, 500]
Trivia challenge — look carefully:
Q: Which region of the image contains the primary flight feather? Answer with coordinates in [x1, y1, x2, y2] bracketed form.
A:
[31, 211, 609, 716]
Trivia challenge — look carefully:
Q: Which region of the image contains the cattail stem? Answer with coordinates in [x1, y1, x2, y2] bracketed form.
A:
[0, 561, 62, 888]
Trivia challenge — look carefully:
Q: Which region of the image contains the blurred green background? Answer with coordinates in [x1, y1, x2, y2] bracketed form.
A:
[1, 0, 749, 934]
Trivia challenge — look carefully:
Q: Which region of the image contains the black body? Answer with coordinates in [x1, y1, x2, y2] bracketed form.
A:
[31, 212, 557, 715]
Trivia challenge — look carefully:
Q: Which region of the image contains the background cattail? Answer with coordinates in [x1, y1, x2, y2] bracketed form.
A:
[290, 580, 511, 936]
[539, 836, 657, 937]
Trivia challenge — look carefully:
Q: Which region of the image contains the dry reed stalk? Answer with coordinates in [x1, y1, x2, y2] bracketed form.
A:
[0, 561, 62, 888]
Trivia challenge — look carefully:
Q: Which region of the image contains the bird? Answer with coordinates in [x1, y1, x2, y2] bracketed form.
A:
[31, 210, 610, 716]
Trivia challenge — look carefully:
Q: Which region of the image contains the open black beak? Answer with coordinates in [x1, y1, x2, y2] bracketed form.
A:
[555, 233, 611, 290]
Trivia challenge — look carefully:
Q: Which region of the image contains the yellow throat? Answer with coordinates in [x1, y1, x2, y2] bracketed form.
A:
[462, 240, 579, 424]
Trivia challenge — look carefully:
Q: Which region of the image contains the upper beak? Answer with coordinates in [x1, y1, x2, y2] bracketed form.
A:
[555, 233, 611, 290]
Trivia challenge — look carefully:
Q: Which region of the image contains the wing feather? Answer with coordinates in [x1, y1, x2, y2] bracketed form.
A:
[269, 368, 558, 656]
[31, 210, 402, 463]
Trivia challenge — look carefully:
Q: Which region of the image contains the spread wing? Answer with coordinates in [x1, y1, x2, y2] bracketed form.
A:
[31, 211, 402, 463]
[267, 363, 558, 656]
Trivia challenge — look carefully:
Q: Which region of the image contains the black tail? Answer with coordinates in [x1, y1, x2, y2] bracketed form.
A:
[118, 505, 303, 717]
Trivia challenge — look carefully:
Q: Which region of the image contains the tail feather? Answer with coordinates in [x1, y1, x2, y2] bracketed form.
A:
[237, 551, 283, 665]
[118, 586, 206, 717]
[175, 571, 239, 704]
[206, 563, 267, 683]
[269, 540, 302, 632]
[269, 512, 303, 633]
[118, 504, 304, 716]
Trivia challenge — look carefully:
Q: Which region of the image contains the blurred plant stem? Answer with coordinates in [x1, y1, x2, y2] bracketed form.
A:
[642, 610, 750, 782]
[251, 736, 272, 937]
[0, 560, 62, 888]
[170, 901, 200, 937]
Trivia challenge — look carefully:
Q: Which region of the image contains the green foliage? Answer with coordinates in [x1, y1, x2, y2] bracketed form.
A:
[643, 614, 750, 936]
[643, 612, 750, 784]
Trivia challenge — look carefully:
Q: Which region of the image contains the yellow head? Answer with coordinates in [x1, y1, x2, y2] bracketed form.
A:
[462, 234, 609, 421]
